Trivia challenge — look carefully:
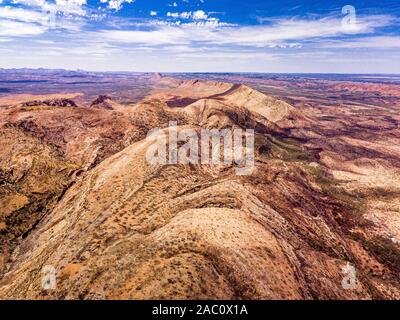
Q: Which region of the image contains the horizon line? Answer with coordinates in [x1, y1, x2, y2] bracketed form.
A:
[1, 68, 400, 76]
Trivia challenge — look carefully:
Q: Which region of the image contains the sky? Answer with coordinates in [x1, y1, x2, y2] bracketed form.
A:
[0, 0, 399, 72]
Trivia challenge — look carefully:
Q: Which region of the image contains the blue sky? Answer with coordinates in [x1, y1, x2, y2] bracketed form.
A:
[0, 0, 399, 72]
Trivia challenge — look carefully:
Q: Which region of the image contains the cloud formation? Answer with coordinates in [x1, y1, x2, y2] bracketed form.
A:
[100, 0, 135, 11]
[167, 10, 208, 20]
[11, 0, 87, 15]
[95, 14, 395, 48]
[0, 0, 399, 72]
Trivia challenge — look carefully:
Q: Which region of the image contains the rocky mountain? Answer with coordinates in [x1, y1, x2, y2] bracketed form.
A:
[0, 78, 399, 299]
[89, 95, 115, 110]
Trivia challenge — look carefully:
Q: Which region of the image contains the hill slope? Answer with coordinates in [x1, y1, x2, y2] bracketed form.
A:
[0, 79, 399, 299]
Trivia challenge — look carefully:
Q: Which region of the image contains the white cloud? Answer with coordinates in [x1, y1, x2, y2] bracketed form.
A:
[0, 6, 48, 23]
[0, 8, 398, 73]
[205, 15, 394, 47]
[100, 0, 135, 11]
[0, 5, 49, 38]
[99, 27, 187, 45]
[180, 12, 192, 19]
[184, 19, 234, 27]
[95, 14, 394, 48]
[56, 0, 86, 6]
[167, 12, 178, 18]
[0, 2, 88, 38]
[322, 36, 400, 48]
[167, 10, 208, 20]
[192, 10, 207, 20]
[11, 0, 87, 16]
[0, 19, 45, 36]
[176, 51, 276, 61]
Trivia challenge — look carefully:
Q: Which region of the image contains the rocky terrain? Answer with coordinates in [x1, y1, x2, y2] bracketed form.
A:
[0, 73, 399, 299]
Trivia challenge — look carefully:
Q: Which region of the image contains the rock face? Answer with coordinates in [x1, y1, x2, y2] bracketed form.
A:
[0, 125, 77, 272]
[0, 79, 399, 300]
[89, 95, 114, 110]
[20, 98, 78, 108]
[2, 102, 144, 167]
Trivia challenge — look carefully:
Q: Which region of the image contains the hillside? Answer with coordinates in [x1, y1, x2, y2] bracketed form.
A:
[0, 78, 399, 299]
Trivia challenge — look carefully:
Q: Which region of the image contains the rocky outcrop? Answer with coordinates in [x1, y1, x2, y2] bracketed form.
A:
[89, 95, 114, 110]
[0, 125, 77, 274]
[21, 98, 78, 108]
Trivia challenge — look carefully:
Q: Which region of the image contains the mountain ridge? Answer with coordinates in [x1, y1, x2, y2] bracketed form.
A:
[0, 77, 399, 299]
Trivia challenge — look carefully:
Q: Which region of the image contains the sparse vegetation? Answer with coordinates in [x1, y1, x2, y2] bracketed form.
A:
[354, 235, 400, 274]
[1, 73, 400, 299]
[21, 105, 58, 111]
